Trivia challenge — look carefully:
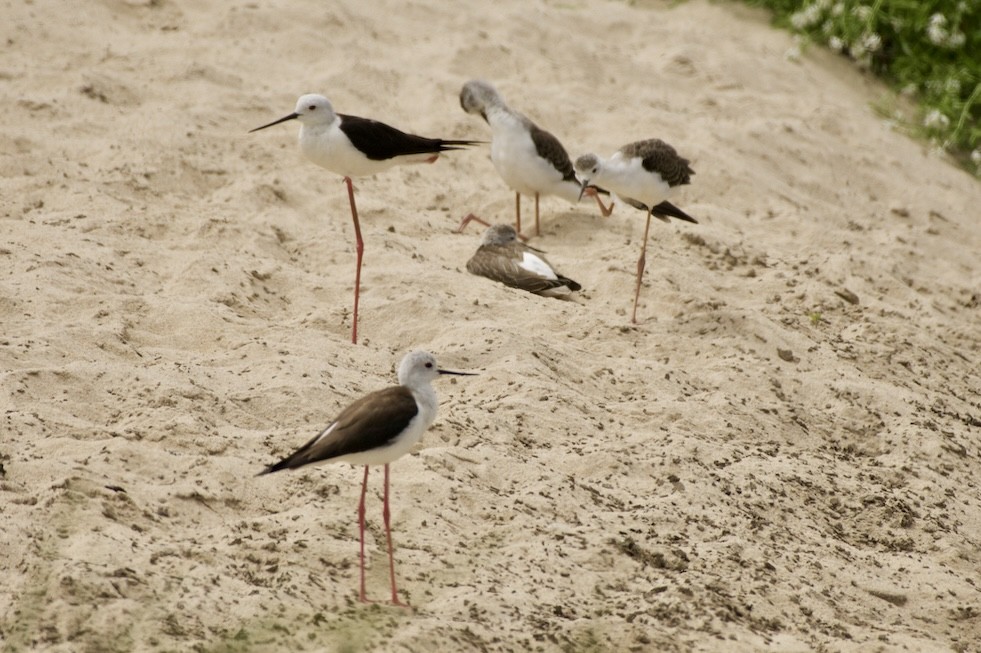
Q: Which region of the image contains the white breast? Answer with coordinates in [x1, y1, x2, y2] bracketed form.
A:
[487, 111, 579, 203]
[299, 122, 402, 177]
[601, 154, 673, 208]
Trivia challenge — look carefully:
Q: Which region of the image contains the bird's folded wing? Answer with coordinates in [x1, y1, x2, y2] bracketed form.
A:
[259, 386, 418, 473]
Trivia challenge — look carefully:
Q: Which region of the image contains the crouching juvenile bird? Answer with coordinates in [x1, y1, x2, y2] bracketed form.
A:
[466, 224, 581, 298]
[258, 350, 475, 606]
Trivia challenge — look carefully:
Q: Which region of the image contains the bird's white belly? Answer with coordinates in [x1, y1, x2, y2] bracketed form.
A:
[300, 126, 401, 177]
[331, 415, 429, 466]
[603, 159, 673, 207]
[491, 129, 576, 202]
[538, 285, 571, 298]
[332, 391, 436, 467]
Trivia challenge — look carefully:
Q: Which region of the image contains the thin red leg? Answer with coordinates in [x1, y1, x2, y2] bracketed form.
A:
[632, 209, 654, 324]
[584, 187, 614, 217]
[383, 464, 409, 606]
[358, 465, 370, 603]
[514, 192, 521, 235]
[343, 176, 363, 345]
[456, 213, 491, 233]
[534, 193, 541, 236]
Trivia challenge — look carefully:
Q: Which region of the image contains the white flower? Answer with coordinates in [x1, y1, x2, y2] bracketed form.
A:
[791, 4, 822, 29]
[945, 78, 961, 94]
[927, 22, 947, 45]
[947, 31, 965, 48]
[832, 2, 844, 16]
[929, 13, 946, 27]
[829, 35, 844, 52]
[923, 109, 950, 129]
[862, 32, 882, 52]
[971, 148, 981, 165]
[852, 5, 872, 20]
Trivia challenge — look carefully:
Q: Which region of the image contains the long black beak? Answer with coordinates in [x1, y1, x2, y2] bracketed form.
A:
[577, 179, 590, 202]
[439, 369, 477, 377]
[249, 112, 299, 133]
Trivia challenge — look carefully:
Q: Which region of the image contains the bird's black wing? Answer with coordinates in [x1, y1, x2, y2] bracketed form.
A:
[652, 200, 698, 224]
[339, 114, 478, 161]
[528, 122, 578, 183]
[620, 197, 698, 224]
[621, 138, 694, 187]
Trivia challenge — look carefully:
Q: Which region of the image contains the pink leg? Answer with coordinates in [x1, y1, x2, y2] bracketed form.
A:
[534, 193, 541, 237]
[583, 187, 614, 217]
[631, 209, 654, 324]
[456, 213, 491, 233]
[514, 192, 521, 235]
[343, 176, 363, 346]
[383, 464, 409, 607]
[358, 465, 370, 603]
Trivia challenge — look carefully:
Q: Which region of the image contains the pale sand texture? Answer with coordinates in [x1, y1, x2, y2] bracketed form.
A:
[2, 0, 980, 651]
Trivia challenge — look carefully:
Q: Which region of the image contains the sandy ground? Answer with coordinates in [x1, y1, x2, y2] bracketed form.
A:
[2, 0, 980, 651]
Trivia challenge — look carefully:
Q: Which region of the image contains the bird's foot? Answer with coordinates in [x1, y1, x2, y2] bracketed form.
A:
[389, 597, 412, 610]
[357, 594, 412, 610]
[456, 213, 490, 233]
[584, 188, 615, 217]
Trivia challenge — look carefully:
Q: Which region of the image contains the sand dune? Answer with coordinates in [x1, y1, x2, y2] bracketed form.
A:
[2, 0, 979, 651]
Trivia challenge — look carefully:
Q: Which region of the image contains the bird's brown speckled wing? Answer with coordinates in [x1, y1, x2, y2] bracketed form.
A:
[528, 122, 578, 183]
[620, 138, 694, 187]
[467, 244, 580, 295]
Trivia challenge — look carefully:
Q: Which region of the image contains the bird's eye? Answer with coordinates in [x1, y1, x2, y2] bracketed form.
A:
[308, 105, 316, 111]
[425, 362, 433, 368]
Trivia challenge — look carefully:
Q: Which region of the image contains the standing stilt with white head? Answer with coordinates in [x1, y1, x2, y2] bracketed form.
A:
[258, 350, 475, 605]
[251, 95, 479, 344]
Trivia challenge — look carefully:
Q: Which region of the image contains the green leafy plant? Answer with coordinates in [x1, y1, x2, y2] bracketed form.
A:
[744, 0, 980, 175]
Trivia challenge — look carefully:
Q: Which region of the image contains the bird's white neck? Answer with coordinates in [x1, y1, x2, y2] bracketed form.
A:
[299, 120, 334, 139]
[484, 105, 526, 132]
[409, 384, 439, 431]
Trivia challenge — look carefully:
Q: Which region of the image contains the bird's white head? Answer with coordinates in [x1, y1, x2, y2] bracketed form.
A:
[574, 153, 602, 182]
[397, 350, 475, 387]
[292, 94, 337, 126]
[574, 153, 603, 200]
[460, 80, 504, 120]
[249, 93, 337, 133]
[397, 351, 441, 387]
